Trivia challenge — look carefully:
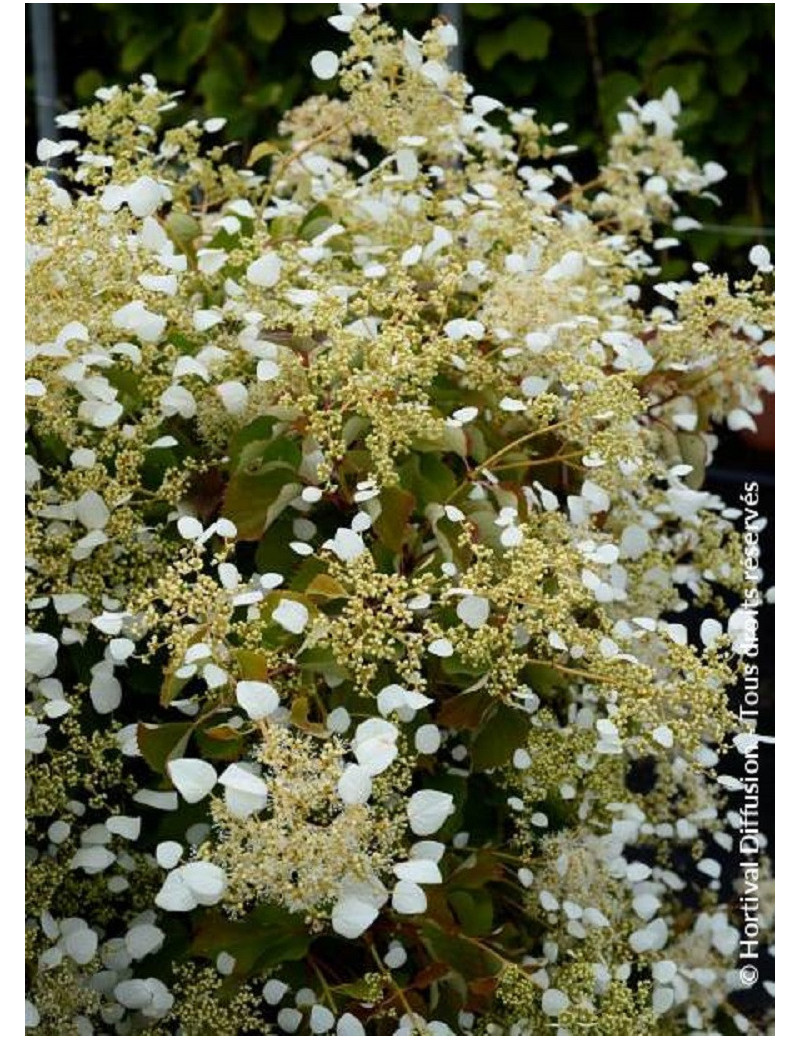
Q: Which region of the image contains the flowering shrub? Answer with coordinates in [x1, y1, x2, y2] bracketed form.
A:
[25, 6, 774, 1036]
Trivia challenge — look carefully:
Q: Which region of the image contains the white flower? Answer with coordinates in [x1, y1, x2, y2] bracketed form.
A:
[272, 599, 309, 634]
[167, 758, 217, 803]
[25, 716, 49, 754]
[456, 595, 489, 629]
[542, 988, 570, 1016]
[311, 1004, 336, 1034]
[393, 859, 442, 884]
[125, 175, 171, 217]
[246, 253, 282, 288]
[263, 979, 289, 1005]
[236, 680, 280, 720]
[219, 764, 269, 818]
[324, 527, 365, 562]
[25, 631, 59, 677]
[338, 764, 373, 805]
[331, 895, 378, 938]
[36, 137, 79, 162]
[444, 318, 484, 341]
[126, 923, 165, 960]
[414, 724, 441, 754]
[107, 815, 141, 840]
[155, 862, 227, 912]
[217, 381, 249, 415]
[353, 718, 399, 776]
[112, 300, 166, 343]
[156, 841, 183, 869]
[407, 789, 455, 835]
[336, 1012, 366, 1036]
[311, 50, 340, 79]
[75, 490, 110, 530]
[70, 846, 116, 874]
[392, 879, 427, 914]
[61, 921, 98, 965]
[633, 893, 661, 920]
[177, 515, 203, 540]
[160, 384, 196, 419]
[89, 667, 122, 714]
[376, 684, 432, 721]
[428, 637, 454, 658]
[748, 244, 773, 273]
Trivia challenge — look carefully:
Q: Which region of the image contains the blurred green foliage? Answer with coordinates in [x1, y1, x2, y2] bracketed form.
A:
[27, 3, 774, 267]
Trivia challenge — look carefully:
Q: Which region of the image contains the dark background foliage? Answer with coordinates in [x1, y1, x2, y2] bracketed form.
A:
[26, 3, 774, 270]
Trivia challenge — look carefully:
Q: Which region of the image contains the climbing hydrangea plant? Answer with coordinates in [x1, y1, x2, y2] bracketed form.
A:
[25, 5, 774, 1036]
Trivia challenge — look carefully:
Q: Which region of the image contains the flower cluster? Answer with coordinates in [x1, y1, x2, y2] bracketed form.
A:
[26, 5, 773, 1036]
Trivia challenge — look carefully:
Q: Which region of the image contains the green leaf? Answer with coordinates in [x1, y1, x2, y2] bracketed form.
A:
[447, 849, 504, 891]
[190, 903, 311, 976]
[420, 922, 503, 980]
[475, 31, 509, 71]
[247, 141, 279, 167]
[179, 19, 216, 66]
[598, 71, 641, 124]
[137, 722, 192, 773]
[471, 703, 530, 770]
[299, 203, 336, 242]
[505, 17, 552, 61]
[120, 31, 165, 73]
[437, 686, 493, 731]
[222, 435, 302, 540]
[397, 453, 457, 510]
[448, 889, 495, 937]
[195, 725, 246, 762]
[651, 62, 704, 103]
[246, 4, 286, 43]
[373, 486, 416, 553]
[165, 211, 202, 254]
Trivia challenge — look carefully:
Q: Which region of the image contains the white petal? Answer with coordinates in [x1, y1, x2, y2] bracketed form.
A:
[414, 724, 441, 754]
[407, 789, 455, 836]
[393, 859, 442, 884]
[456, 595, 489, 630]
[177, 515, 204, 540]
[338, 764, 373, 805]
[325, 527, 365, 562]
[180, 861, 227, 904]
[263, 979, 289, 1005]
[75, 490, 110, 530]
[311, 50, 339, 79]
[336, 1012, 366, 1036]
[748, 244, 772, 272]
[126, 923, 165, 960]
[219, 764, 268, 817]
[392, 879, 427, 914]
[272, 599, 309, 634]
[354, 736, 398, 777]
[236, 680, 279, 720]
[156, 841, 183, 869]
[167, 758, 217, 803]
[25, 632, 59, 677]
[542, 988, 570, 1016]
[246, 253, 282, 288]
[89, 672, 122, 714]
[126, 175, 169, 218]
[63, 926, 98, 965]
[114, 979, 153, 1010]
[331, 896, 379, 938]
